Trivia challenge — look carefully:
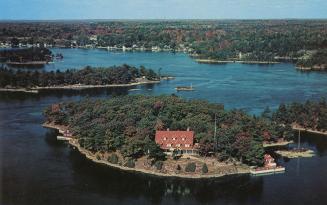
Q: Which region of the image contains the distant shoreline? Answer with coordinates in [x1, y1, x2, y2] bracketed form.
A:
[42, 123, 250, 179]
[195, 59, 280, 64]
[292, 125, 327, 136]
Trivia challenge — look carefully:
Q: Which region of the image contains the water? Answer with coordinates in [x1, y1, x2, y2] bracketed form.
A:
[1, 48, 327, 205]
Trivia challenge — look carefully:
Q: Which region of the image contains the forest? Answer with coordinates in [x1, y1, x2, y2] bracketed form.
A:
[0, 47, 52, 62]
[1, 20, 326, 66]
[0, 64, 159, 88]
[44, 95, 300, 166]
[272, 99, 327, 131]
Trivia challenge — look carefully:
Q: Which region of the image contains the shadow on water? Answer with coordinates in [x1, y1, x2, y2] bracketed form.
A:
[67, 146, 263, 205]
[0, 87, 131, 102]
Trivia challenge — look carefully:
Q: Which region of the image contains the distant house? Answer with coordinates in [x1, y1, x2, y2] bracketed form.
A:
[155, 128, 199, 155]
[51, 104, 60, 113]
[63, 130, 73, 138]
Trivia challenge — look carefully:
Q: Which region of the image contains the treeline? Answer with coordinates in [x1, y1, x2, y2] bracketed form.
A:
[296, 49, 327, 70]
[0, 47, 52, 62]
[272, 99, 327, 131]
[44, 95, 295, 166]
[0, 65, 159, 88]
[1, 20, 326, 64]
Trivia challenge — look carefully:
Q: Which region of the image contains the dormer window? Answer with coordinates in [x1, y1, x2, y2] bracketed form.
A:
[163, 137, 167, 140]
[182, 137, 185, 141]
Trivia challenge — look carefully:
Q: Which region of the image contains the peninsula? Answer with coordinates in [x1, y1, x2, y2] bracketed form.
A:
[0, 65, 162, 93]
[0, 47, 53, 67]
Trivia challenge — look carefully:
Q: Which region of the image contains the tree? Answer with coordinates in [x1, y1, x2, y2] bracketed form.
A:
[185, 162, 196, 172]
[202, 163, 208, 174]
[261, 106, 272, 120]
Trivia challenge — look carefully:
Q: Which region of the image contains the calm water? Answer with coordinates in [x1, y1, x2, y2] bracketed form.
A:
[1, 48, 327, 205]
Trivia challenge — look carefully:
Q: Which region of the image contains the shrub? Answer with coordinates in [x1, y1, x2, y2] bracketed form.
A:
[202, 163, 208, 174]
[108, 154, 119, 164]
[185, 162, 196, 172]
[154, 161, 163, 170]
[125, 159, 135, 168]
[176, 164, 181, 171]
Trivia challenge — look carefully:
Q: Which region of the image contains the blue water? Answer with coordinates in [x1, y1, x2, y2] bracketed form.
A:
[43, 48, 327, 114]
[2, 48, 327, 205]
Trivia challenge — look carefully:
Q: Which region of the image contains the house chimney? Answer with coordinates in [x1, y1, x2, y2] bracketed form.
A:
[167, 128, 170, 131]
[187, 127, 190, 131]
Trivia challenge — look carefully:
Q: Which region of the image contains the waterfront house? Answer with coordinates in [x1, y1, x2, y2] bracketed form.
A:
[155, 128, 199, 155]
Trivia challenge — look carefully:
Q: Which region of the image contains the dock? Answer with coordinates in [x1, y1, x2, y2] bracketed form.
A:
[57, 135, 72, 141]
[250, 167, 285, 175]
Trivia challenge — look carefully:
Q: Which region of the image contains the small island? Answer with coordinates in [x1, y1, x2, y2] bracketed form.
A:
[43, 95, 304, 178]
[296, 49, 327, 71]
[0, 65, 162, 93]
[0, 47, 54, 67]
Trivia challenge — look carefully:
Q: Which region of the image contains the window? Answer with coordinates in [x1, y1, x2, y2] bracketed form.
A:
[167, 144, 171, 147]
[185, 144, 190, 147]
[163, 137, 167, 140]
[182, 137, 185, 141]
[173, 137, 176, 140]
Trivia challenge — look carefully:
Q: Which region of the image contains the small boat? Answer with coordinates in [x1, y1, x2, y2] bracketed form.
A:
[129, 88, 141, 91]
[175, 83, 194, 91]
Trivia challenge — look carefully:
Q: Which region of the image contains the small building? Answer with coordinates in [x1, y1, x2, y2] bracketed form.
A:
[51, 104, 60, 113]
[63, 130, 73, 138]
[264, 154, 277, 168]
[155, 128, 198, 155]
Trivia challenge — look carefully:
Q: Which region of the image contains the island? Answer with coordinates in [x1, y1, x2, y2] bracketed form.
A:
[0, 47, 53, 67]
[0, 64, 162, 93]
[43, 95, 300, 178]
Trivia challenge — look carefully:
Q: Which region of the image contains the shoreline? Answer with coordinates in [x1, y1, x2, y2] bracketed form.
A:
[296, 66, 326, 71]
[195, 59, 280, 64]
[263, 140, 293, 148]
[0, 80, 161, 93]
[292, 125, 327, 136]
[42, 123, 250, 179]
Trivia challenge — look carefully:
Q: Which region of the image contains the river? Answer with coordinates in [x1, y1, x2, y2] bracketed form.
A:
[1, 48, 327, 205]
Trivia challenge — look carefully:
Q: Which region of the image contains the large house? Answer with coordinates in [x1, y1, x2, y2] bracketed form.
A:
[155, 128, 199, 155]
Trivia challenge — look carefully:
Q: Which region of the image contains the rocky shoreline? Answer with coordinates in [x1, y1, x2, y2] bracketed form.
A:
[42, 123, 250, 179]
[0, 80, 161, 93]
[195, 59, 280, 64]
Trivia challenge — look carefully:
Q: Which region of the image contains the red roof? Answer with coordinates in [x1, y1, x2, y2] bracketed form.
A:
[155, 130, 195, 150]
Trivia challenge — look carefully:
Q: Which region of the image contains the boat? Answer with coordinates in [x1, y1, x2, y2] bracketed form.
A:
[175, 83, 194, 91]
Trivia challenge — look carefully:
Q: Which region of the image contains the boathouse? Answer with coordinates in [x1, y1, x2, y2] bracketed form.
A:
[155, 128, 199, 155]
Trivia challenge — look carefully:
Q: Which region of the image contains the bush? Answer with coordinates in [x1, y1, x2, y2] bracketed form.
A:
[125, 159, 135, 168]
[176, 164, 181, 171]
[154, 161, 163, 170]
[185, 162, 196, 172]
[202, 163, 208, 174]
[107, 154, 119, 164]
